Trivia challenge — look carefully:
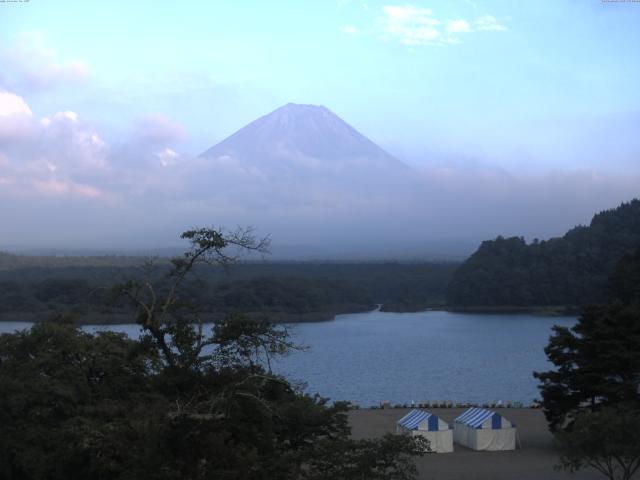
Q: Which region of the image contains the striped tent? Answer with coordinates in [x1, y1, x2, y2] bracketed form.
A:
[453, 408, 516, 451]
[396, 409, 453, 453]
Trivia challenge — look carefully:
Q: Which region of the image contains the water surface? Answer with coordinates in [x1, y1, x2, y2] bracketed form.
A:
[274, 309, 574, 406]
[0, 310, 573, 406]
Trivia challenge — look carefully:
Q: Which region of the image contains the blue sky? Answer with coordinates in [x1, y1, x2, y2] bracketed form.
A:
[2, 0, 639, 168]
[0, 1, 639, 250]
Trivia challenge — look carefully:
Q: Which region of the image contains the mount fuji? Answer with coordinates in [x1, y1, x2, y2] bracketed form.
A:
[199, 103, 411, 182]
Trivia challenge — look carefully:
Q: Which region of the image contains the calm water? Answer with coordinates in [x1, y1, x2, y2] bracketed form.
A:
[0, 310, 574, 406]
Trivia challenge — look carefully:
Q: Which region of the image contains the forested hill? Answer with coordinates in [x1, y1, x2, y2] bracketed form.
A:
[0, 261, 457, 323]
[446, 199, 640, 307]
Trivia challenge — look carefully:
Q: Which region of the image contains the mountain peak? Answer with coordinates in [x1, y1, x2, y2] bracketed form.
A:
[281, 102, 327, 110]
[249, 102, 340, 131]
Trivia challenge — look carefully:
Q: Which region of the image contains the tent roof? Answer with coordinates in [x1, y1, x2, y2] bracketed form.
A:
[454, 408, 507, 429]
[397, 409, 440, 430]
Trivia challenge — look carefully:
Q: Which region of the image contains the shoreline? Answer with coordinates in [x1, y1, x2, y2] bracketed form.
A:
[0, 306, 374, 326]
[0, 304, 580, 325]
[443, 305, 581, 316]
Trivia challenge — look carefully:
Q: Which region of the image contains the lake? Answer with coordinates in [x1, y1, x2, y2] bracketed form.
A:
[0, 309, 574, 406]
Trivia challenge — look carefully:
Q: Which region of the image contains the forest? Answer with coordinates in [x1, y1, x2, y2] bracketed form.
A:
[0, 260, 458, 324]
[447, 200, 640, 308]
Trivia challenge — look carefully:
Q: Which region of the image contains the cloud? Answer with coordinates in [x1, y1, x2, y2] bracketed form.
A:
[342, 25, 359, 35]
[447, 19, 471, 33]
[134, 114, 187, 144]
[0, 95, 191, 203]
[0, 91, 636, 255]
[0, 90, 108, 199]
[156, 148, 181, 167]
[0, 90, 34, 142]
[380, 6, 506, 46]
[0, 90, 32, 116]
[0, 32, 90, 92]
[32, 178, 103, 198]
[107, 114, 188, 181]
[474, 14, 507, 31]
[382, 6, 441, 45]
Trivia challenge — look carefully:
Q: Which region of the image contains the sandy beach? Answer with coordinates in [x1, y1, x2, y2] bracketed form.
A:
[349, 408, 625, 480]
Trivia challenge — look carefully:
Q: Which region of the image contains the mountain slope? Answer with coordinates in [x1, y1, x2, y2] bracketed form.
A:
[199, 103, 409, 179]
[446, 199, 640, 307]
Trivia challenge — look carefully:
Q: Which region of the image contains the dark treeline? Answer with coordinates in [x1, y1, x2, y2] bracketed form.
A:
[0, 261, 458, 323]
[0, 252, 145, 270]
[447, 199, 640, 308]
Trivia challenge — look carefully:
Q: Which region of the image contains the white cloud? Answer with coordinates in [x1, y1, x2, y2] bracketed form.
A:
[447, 19, 471, 33]
[40, 110, 108, 170]
[156, 147, 180, 167]
[380, 6, 506, 46]
[474, 14, 507, 31]
[51, 111, 78, 122]
[0, 90, 32, 116]
[0, 90, 110, 199]
[0, 91, 35, 141]
[343, 25, 358, 35]
[382, 6, 441, 45]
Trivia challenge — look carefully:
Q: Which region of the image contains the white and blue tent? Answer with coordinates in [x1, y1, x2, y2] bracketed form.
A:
[453, 408, 516, 451]
[396, 409, 453, 453]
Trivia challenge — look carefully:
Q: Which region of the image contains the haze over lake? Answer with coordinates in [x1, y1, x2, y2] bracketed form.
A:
[0, 310, 575, 406]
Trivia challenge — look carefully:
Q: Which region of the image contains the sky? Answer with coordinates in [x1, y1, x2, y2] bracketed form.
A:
[0, 0, 639, 255]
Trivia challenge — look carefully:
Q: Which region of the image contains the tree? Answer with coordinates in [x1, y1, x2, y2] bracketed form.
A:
[0, 315, 161, 480]
[555, 406, 640, 480]
[535, 274, 640, 480]
[447, 199, 640, 308]
[0, 227, 427, 479]
[609, 246, 640, 306]
[301, 435, 429, 480]
[533, 304, 640, 431]
[115, 226, 271, 370]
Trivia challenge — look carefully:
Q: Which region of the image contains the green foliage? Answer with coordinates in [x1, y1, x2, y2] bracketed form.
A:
[0, 313, 425, 479]
[447, 199, 640, 307]
[555, 406, 640, 480]
[534, 253, 640, 480]
[609, 246, 640, 306]
[534, 305, 640, 431]
[0, 316, 161, 480]
[212, 314, 299, 370]
[0, 227, 426, 479]
[301, 434, 429, 480]
[536, 259, 640, 480]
